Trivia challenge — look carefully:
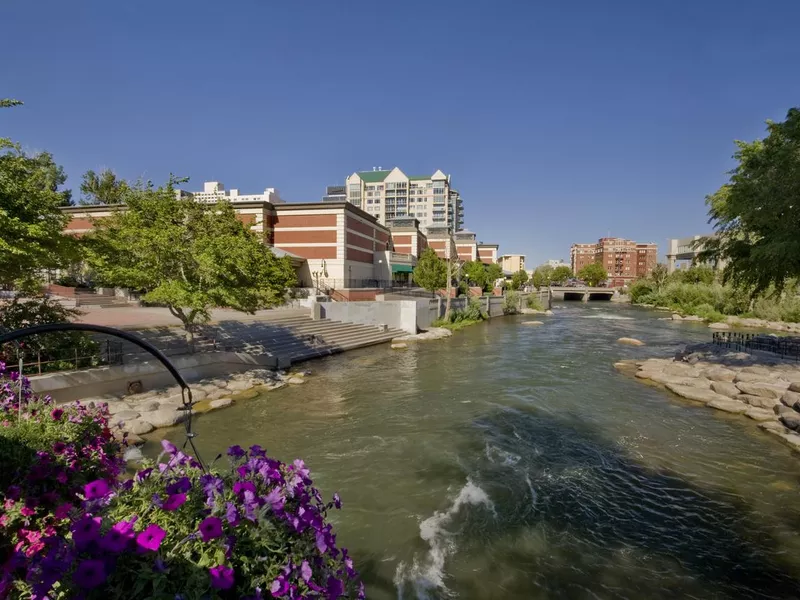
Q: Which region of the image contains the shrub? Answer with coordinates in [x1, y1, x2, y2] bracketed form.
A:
[628, 279, 654, 303]
[462, 297, 485, 321]
[692, 303, 726, 323]
[526, 296, 544, 311]
[502, 291, 520, 315]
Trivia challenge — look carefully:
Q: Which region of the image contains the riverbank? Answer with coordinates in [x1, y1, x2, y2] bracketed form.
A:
[633, 303, 800, 334]
[617, 342, 800, 452]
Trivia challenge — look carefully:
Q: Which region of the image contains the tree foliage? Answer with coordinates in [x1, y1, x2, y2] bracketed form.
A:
[413, 247, 447, 293]
[0, 140, 75, 289]
[485, 263, 503, 289]
[550, 265, 573, 285]
[531, 265, 553, 289]
[80, 168, 130, 205]
[461, 260, 488, 290]
[509, 269, 528, 291]
[577, 262, 608, 287]
[701, 107, 800, 294]
[84, 179, 296, 340]
[649, 263, 670, 291]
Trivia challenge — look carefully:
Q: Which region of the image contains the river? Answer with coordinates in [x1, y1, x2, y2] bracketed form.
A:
[151, 303, 800, 599]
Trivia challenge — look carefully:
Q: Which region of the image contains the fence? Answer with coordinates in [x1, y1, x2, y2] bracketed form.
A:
[711, 332, 800, 362]
[1, 339, 127, 375]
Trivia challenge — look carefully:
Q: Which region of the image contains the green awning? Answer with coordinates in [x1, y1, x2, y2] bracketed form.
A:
[392, 264, 413, 273]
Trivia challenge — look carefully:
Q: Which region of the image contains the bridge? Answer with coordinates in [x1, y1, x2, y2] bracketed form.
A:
[549, 286, 615, 302]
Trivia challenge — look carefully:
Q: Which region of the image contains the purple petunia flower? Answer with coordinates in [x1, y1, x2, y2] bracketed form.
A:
[249, 444, 266, 457]
[326, 576, 344, 599]
[84, 479, 110, 500]
[73, 559, 106, 589]
[52, 441, 66, 454]
[166, 477, 191, 495]
[71, 516, 102, 550]
[50, 408, 64, 421]
[161, 439, 178, 455]
[227, 445, 246, 458]
[136, 524, 166, 552]
[209, 564, 235, 590]
[225, 502, 240, 526]
[136, 468, 153, 482]
[233, 480, 256, 496]
[243, 490, 259, 522]
[270, 576, 289, 597]
[264, 488, 285, 512]
[315, 531, 328, 554]
[333, 493, 342, 509]
[153, 557, 169, 573]
[199, 474, 224, 497]
[162, 493, 187, 511]
[99, 519, 135, 553]
[300, 560, 312, 583]
[199, 516, 223, 542]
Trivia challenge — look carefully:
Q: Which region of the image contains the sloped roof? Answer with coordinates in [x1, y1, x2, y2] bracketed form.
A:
[356, 170, 392, 183]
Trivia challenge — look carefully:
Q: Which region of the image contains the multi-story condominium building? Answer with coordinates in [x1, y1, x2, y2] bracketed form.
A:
[570, 237, 657, 287]
[344, 167, 462, 232]
[185, 181, 285, 204]
[498, 254, 526, 274]
[322, 185, 346, 202]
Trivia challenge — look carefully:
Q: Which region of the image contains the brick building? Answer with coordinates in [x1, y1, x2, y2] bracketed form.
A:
[570, 237, 658, 287]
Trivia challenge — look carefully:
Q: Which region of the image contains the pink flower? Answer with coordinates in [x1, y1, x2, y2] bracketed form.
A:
[136, 524, 166, 552]
[199, 516, 223, 541]
[20, 506, 35, 517]
[162, 493, 186, 511]
[50, 408, 64, 421]
[209, 565, 235, 590]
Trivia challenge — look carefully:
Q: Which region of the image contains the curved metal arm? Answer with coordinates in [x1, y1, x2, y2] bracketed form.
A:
[0, 322, 204, 469]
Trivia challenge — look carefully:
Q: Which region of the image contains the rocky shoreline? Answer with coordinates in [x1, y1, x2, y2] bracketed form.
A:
[639, 305, 800, 334]
[616, 343, 800, 452]
[80, 368, 308, 446]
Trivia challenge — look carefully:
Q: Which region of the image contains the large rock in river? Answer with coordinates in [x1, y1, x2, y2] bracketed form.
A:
[617, 337, 645, 346]
[664, 383, 730, 404]
[707, 398, 748, 414]
[780, 390, 800, 408]
[780, 413, 800, 431]
[735, 381, 790, 399]
[703, 367, 737, 382]
[139, 408, 186, 428]
[710, 381, 741, 398]
[790, 382, 800, 393]
[744, 407, 776, 422]
[708, 322, 731, 330]
[738, 394, 780, 409]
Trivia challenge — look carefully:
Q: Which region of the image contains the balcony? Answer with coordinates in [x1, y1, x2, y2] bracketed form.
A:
[390, 252, 416, 266]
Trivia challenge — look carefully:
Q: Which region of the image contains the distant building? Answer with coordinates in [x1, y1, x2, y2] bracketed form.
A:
[477, 244, 499, 265]
[547, 259, 567, 269]
[185, 181, 285, 204]
[570, 238, 657, 287]
[666, 235, 717, 273]
[498, 254, 525, 274]
[344, 167, 462, 233]
[322, 185, 346, 202]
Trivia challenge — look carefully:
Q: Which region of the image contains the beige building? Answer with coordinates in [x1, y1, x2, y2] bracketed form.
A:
[184, 181, 285, 204]
[498, 254, 526, 274]
[344, 167, 463, 232]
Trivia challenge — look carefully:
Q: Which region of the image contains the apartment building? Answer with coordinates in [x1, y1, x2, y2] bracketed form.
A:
[185, 181, 285, 204]
[498, 254, 525, 274]
[477, 244, 499, 265]
[344, 167, 462, 232]
[570, 237, 658, 287]
[322, 185, 346, 202]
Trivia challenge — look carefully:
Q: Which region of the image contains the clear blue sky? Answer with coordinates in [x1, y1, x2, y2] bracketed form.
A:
[4, 0, 800, 265]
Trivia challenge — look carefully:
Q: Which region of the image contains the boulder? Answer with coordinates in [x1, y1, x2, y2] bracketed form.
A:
[231, 389, 260, 400]
[391, 342, 408, 350]
[186, 389, 208, 402]
[265, 381, 287, 391]
[710, 381, 741, 398]
[780, 390, 800, 408]
[779, 432, 800, 450]
[286, 376, 305, 385]
[125, 433, 145, 446]
[664, 383, 730, 404]
[139, 400, 160, 412]
[774, 404, 797, 417]
[519, 308, 544, 315]
[738, 394, 780, 409]
[139, 408, 186, 428]
[744, 407, 776, 422]
[105, 401, 133, 415]
[707, 398, 748, 414]
[683, 315, 704, 322]
[122, 419, 155, 435]
[780, 413, 800, 431]
[648, 373, 711, 388]
[663, 363, 699, 377]
[790, 382, 800, 393]
[759, 420, 787, 434]
[113, 410, 141, 422]
[733, 372, 768, 384]
[617, 337, 644, 346]
[210, 398, 233, 409]
[522, 321, 544, 326]
[544, 310, 554, 315]
[708, 322, 731, 330]
[703, 367, 737, 382]
[735, 381, 790, 399]
[671, 314, 683, 321]
[226, 380, 253, 392]
[741, 366, 771, 376]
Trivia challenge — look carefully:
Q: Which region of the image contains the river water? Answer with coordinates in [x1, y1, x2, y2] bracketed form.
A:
[153, 303, 800, 599]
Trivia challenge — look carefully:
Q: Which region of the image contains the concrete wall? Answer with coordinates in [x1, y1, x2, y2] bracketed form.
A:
[29, 352, 278, 404]
[318, 300, 422, 334]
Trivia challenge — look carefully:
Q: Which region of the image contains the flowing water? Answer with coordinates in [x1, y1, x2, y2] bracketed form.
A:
[151, 303, 800, 599]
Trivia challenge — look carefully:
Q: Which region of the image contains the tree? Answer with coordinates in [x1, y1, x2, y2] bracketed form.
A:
[509, 269, 528, 291]
[485, 263, 503, 290]
[413, 247, 447, 293]
[0, 99, 23, 109]
[80, 168, 130, 205]
[0, 140, 76, 290]
[701, 107, 800, 294]
[550, 265, 573, 285]
[531, 265, 553, 289]
[84, 178, 296, 343]
[649, 263, 669, 290]
[462, 260, 487, 290]
[577, 262, 608, 287]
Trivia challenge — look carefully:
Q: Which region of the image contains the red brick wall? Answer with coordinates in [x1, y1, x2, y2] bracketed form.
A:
[346, 216, 374, 238]
[346, 231, 374, 251]
[274, 214, 337, 228]
[273, 230, 337, 244]
[346, 247, 374, 263]
[236, 214, 256, 226]
[66, 218, 95, 232]
[273, 246, 336, 259]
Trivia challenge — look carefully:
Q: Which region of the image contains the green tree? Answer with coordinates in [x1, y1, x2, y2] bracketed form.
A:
[577, 262, 608, 287]
[650, 263, 669, 290]
[0, 99, 23, 109]
[85, 178, 296, 343]
[701, 107, 800, 294]
[550, 265, 573, 285]
[461, 260, 487, 290]
[413, 247, 447, 293]
[531, 265, 553, 289]
[485, 263, 503, 290]
[80, 168, 130, 205]
[509, 269, 529, 291]
[0, 140, 75, 290]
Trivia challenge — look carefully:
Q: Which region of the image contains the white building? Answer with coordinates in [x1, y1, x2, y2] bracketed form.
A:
[185, 181, 285, 204]
[344, 167, 463, 233]
[547, 259, 567, 268]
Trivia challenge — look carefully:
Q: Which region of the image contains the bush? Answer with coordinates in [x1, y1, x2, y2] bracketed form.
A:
[692, 303, 726, 323]
[503, 291, 520, 314]
[628, 279, 655, 303]
[526, 295, 544, 311]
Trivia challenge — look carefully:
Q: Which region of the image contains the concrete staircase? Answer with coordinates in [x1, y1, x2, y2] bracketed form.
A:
[132, 313, 404, 368]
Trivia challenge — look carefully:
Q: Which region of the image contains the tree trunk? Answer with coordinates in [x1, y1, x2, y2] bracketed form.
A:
[168, 305, 196, 352]
[444, 256, 452, 320]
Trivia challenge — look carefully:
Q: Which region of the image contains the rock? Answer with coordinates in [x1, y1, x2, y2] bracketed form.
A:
[226, 380, 253, 392]
[647, 372, 711, 388]
[522, 321, 544, 326]
[123, 447, 144, 462]
[231, 389, 260, 400]
[790, 382, 800, 393]
[708, 322, 731, 330]
[780, 390, 800, 408]
[210, 398, 233, 409]
[265, 381, 287, 391]
[286, 376, 305, 385]
[703, 367, 737, 382]
[544, 310, 554, 315]
[744, 407, 776, 421]
[780, 414, 800, 431]
[391, 342, 408, 350]
[671, 314, 683, 321]
[683, 315, 704, 322]
[617, 337, 644, 346]
[190, 400, 213, 414]
[139, 408, 186, 428]
[139, 400, 160, 412]
[759, 420, 787, 434]
[735, 381, 790, 399]
[774, 404, 796, 417]
[122, 419, 154, 435]
[519, 308, 545, 315]
[186, 389, 208, 402]
[663, 363, 699, 377]
[664, 384, 730, 404]
[105, 401, 133, 415]
[738, 394, 780, 409]
[779, 432, 800, 450]
[741, 366, 771, 376]
[113, 410, 141, 422]
[733, 372, 768, 383]
[707, 398, 748, 414]
[124, 433, 144, 446]
[710, 381, 741, 398]
[204, 388, 229, 400]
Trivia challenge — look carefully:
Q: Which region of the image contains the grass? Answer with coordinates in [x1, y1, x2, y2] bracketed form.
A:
[432, 318, 483, 331]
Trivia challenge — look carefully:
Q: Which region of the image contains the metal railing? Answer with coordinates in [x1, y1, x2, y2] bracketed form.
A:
[711, 331, 800, 362]
[1, 339, 127, 375]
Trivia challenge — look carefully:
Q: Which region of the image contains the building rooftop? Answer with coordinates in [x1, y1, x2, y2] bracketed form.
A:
[357, 170, 392, 183]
